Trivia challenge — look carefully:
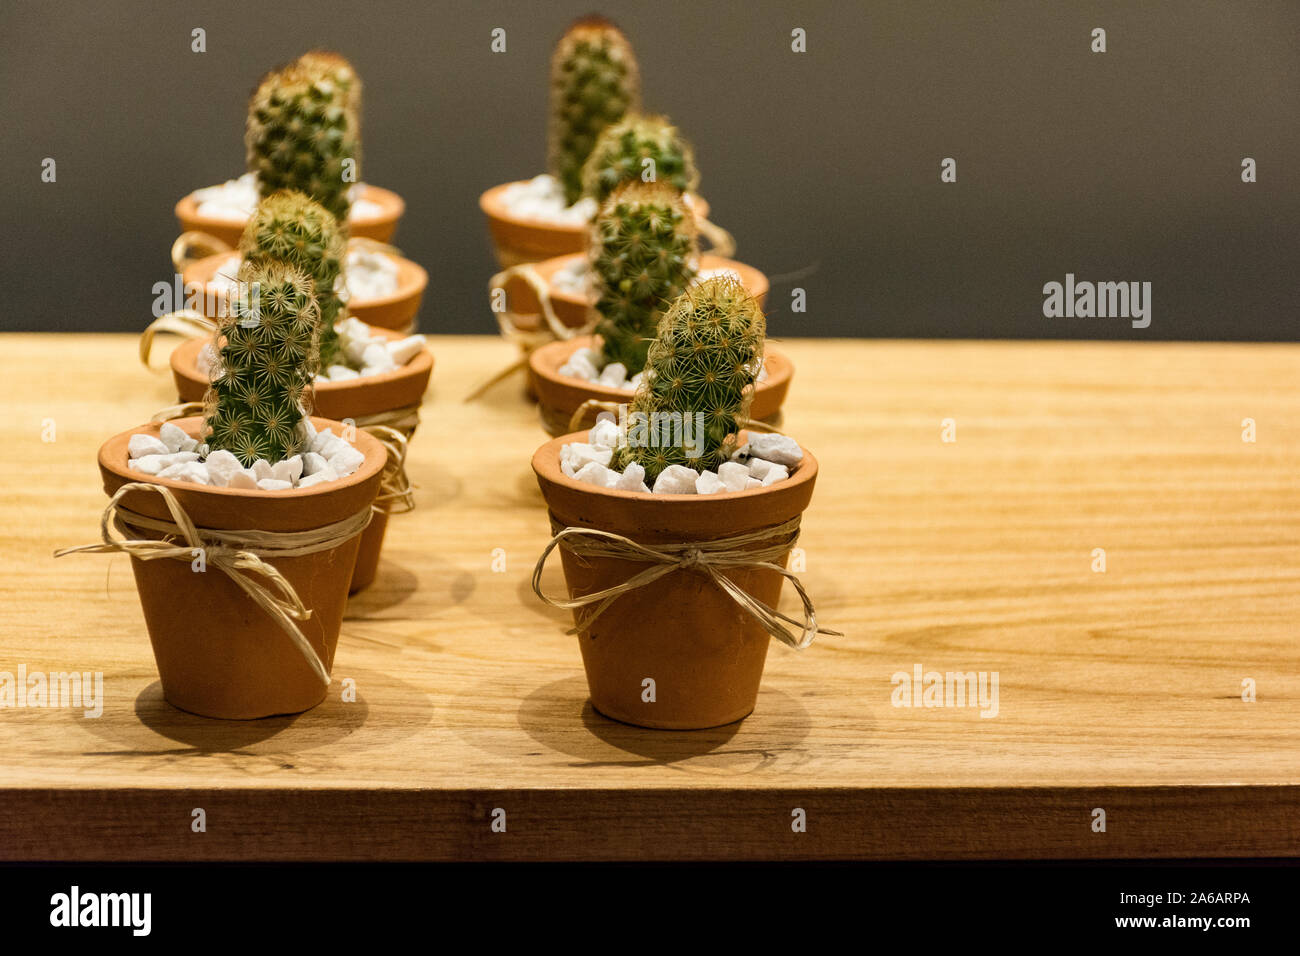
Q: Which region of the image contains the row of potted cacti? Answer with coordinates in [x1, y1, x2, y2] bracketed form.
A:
[67, 17, 834, 732]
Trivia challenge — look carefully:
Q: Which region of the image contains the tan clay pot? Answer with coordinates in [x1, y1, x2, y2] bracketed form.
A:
[480, 180, 711, 268]
[529, 337, 794, 437]
[182, 245, 428, 333]
[98, 416, 386, 719]
[169, 327, 433, 593]
[174, 183, 406, 249]
[501, 252, 768, 334]
[532, 431, 819, 729]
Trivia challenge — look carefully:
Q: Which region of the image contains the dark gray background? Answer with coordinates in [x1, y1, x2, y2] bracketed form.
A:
[2, 0, 1297, 339]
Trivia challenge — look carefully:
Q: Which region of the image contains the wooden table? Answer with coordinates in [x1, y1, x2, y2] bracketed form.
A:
[1, 333, 1297, 861]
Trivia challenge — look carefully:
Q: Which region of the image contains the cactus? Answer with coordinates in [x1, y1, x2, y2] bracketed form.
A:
[612, 275, 765, 481]
[246, 56, 359, 226]
[591, 181, 698, 375]
[294, 50, 362, 123]
[203, 259, 319, 466]
[240, 190, 347, 369]
[548, 16, 641, 206]
[581, 114, 698, 207]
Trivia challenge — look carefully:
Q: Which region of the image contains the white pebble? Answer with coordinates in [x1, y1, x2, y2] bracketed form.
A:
[717, 461, 751, 492]
[730, 443, 750, 461]
[597, 362, 627, 388]
[297, 467, 338, 488]
[203, 449, 243, 487]
[157, 461, 209, 484]
[256, 478, 292, 491]
[251, 459, 273, 481]
[302, 452, 329, 476]
[128, 434, 169, 458]
[271, 456, 303, 484]
[361, 343, 396, 374]
[558, 354, 599, 382]
[574, 461, 620, 488]
[560, 442, 613, 478]
[325, 364, 359, 380]
[327, 444, 365, 477]
[627, 371, 646, 390]
[387, 335, 426, 366]
[158, 422, 188, 453]
[613, 460, 650, 493]
[695, 471, 726, 495]
[588, 417, 622, 450]
[128, 451, 199, 475]
[747, 457, 782, 480]
[745, 476, 762, 489]
[652, 465, 699, 495]
[760, 464, 790, 486]
[227, 469, 258, 490]
[746, 432, 803, 466]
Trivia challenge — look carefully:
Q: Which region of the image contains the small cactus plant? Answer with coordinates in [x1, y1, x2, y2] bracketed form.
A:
[591, 181, 698, 375]
[245, 55, 360, 226]
[203, 259, 320, 466]
[612, 275, 765, 481]
[240, 190, 347, 369]
[581, 114, 699, 207]
[548, 16, 641, 206]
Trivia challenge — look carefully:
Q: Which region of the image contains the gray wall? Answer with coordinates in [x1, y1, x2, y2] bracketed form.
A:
[2, 0, 1297, 340]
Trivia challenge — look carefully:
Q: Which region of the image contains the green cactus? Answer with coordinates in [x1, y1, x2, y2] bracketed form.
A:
[240, 190, 347, 369]
[294, 50, 362, 123]
[203, 259, 319, 466]
[581, 114, 699, 207]
[548, 16, 641, 206]
[245, 57, 359, 227]
[612, 275, 765, 482]
[591, 181, 698, 375]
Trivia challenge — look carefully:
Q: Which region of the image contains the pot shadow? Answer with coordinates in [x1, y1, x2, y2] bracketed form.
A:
[511, 675, 814, 772]
[515, 566, 572, 626]
[345, 561, 419, 615]
[407, 463, 463, 513]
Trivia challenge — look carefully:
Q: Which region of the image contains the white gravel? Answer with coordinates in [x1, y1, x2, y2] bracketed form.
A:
[206, 244, 400, 309]
[560, 416, 801, 495]
[552, 260, 743, 301]
[196, 317, 425, 384]
[499, 174, 597, 226]
[558, 345, 768, 392]
[190, 172, 383, 222]
[128, 418, 364, 490]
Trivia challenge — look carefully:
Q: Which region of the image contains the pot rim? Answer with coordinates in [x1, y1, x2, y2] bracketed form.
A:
[175, 182, 405, 229]
[529, 335, 794, 406]
[479, 180, 712, 235]
[99, 415, 386, 502]
[170, 324, 433, 398]
[530, 252, 770, 313]
[531, 428, 817, 504]
[183, 246, 428, 311]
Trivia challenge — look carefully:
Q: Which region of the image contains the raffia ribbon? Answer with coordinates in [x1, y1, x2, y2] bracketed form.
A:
[54, 483, 373, 684]
[465, 263, 594, 401]
[696, 216, 736, 258]
[532, 515, 841, 650]
[171, 230, 233, 273]
[139, 311, 218, 369]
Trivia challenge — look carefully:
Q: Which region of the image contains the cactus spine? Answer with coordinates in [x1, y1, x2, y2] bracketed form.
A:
[591, 181, 698, 375]
[203, 259, 319, 466]
[548, 16, 641, 206]
[581, 114, 698, 206]
[612, 276, 765, 481]
[240, 191, 347, 369]
[245, 54, 360, 226]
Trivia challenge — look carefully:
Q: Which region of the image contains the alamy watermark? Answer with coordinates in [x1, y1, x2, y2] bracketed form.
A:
[0, 665, 103, 717]
[1043, 273, 1151, 329]
[891, 664, 999, 718]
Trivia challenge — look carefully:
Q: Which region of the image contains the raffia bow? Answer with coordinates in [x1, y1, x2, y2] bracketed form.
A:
[54, 482, 372, 684]
[531, 515, 841, 650]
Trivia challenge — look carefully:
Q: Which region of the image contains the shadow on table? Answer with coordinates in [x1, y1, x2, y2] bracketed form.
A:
[514, 675, 813, 771]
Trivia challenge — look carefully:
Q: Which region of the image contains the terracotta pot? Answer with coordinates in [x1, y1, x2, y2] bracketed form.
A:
[174, 183, 406, 248]
[182, 244, 428, 333]
[529, 336, 794, 437]
[480, 180, 711, 268]
[169, 326, 433, 593]
[501, 252, 768, 335]
[98, 416, 386, 719]
[532, 431, 819, 729]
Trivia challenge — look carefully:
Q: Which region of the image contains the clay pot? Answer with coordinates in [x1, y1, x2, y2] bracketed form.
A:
[500, 252, 767, 335]
[169, 326, 433, 593]
[98, 416, 386, 719]
[182, 244, 428, 333]
[480, 180, 711, 268]
[529, 337, 794, 437]
[174, 183, 406, 249]
[532, 431, 819, 729]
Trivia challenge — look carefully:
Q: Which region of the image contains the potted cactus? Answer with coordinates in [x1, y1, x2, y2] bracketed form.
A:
[60, 259, 387, 719]
[165, 191, 432, 592]
[524, 181, 787, 434]
[175, 50, 406, 247]
[175, 51, 426, 334]
[531, 276, 833, 729]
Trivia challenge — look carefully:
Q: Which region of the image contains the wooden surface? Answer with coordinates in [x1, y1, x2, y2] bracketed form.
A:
[0, 333, 1297, 861]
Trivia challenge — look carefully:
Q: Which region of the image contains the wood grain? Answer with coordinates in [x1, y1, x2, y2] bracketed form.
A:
[0, 333, 1297, 860]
